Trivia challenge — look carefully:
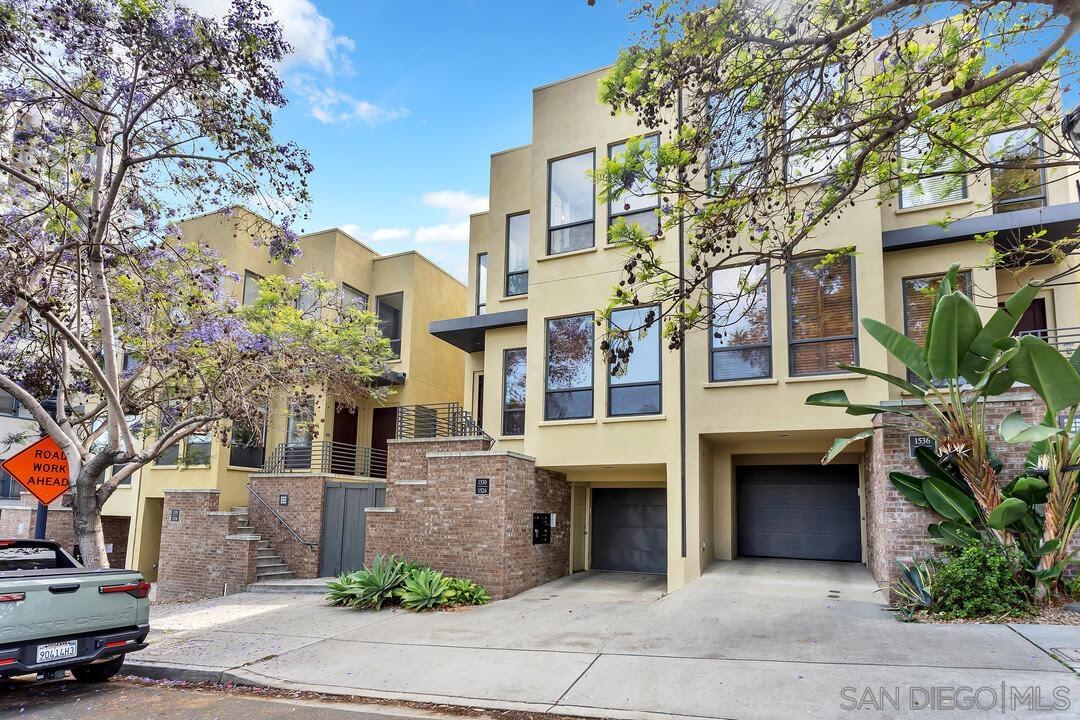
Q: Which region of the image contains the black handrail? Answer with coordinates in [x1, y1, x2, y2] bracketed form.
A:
[246, 484, 318, 548]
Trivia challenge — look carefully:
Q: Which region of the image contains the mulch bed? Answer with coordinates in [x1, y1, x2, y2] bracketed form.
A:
[906, 600, 1080, 625]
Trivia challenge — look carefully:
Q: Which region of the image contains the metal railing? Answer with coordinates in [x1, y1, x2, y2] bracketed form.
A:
[1018, 326, 1080, 356]
[260, 441, 388, 478]
[246, 484, 318, 547]
[395, 403, 491, 441]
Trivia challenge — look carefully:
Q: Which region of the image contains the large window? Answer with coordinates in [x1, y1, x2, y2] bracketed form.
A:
[708, 95, 766, 192]
[788, 255, 857, 376]
[988, 128, 1046, 213]
[476, 253, 488, 315]
[228, 423, 265, 469]
[899, 133, 967, 208]
[710, 265, 771, 381]
[184, 433, 212, 466]
[341, 283, 368, 311]
[904, 272, 973, 346]
[242, 271, 263, 306]
[548, 151, 595, 255]
[545, 314, 594, 420]
[503, 348, 526, 436]
[785, 66, 846, 182]
[608, 307, 661, 416]
[506, 212, 529, 296]
[608, 135, 660, 236]
[376, 292, 403, 358]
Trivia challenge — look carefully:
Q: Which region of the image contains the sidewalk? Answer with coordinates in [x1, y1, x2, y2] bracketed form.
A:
[124, 563, 1080, 720]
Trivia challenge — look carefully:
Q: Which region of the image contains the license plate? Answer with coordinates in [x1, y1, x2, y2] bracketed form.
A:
[36, 640, 78, 663]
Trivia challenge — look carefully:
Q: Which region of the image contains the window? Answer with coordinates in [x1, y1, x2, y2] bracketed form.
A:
[242, 271, 263, 306]
[155, 400, 181, 465]
[341, 283, 368, 311]
[545, 314, 594, 420]
[503, 348, 526, 435]
[0, 390, 17, 416]
[548, 151, 595, 254]
[108, 464, 132, 487]
[785, 66, 847, 182]
[788, 255, 857, 376]
[1, 469, 20, 499]
[904, 272, 973, 347]
[121, 350, 141, 372]
[376, 292, 403, 358]
[185, 433, 212, 466]
[506, 212, 529, 296]
[708, 94, 766, 192]
[296, 282, 319, 317]
[988, 128, 1046, 213]
[899, 133, 967, 208]
[156, 443, 180, 466]
[476, 253, 488, 315]
[608, 135, 660, 236]
[229, 423, 265, 469]
[710, 264, 771, 381]
[608, 307, 661, 416]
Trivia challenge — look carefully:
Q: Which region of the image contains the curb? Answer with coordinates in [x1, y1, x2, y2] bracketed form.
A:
[122, 660, 227, 685]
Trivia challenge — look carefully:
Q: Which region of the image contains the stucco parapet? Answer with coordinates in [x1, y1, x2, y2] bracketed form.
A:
[880, 390, 1036, 408]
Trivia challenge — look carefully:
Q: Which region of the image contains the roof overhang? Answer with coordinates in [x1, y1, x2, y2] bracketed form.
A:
[374, 368, 406, 386]
[882, 202, 1080, 254]
[429, 309, 528, 353]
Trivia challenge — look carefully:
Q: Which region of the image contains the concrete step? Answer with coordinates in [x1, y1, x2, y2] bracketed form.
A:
[235, 525, 255, 533]
[256, 552, 278, 560]
[231, 507, 248, 514]
[255, 570, 295, 581]
[247, 578, 331, 595]
[257, 561, 290, 571]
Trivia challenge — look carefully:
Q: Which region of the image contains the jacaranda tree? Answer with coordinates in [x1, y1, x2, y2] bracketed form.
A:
[0, 0, 393, 567]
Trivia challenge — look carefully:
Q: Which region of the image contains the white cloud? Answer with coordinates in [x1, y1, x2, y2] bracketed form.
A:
[414, 222, 470, 244]
[181, 0, 353, 74]
[290, 78, 409, 126]
[421, 190, 490, 218]
[345, 191, 487, 246]
[342, 224, 411, 243]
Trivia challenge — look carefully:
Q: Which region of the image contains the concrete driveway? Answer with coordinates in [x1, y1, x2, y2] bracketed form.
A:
[128, 560, 1080, 720]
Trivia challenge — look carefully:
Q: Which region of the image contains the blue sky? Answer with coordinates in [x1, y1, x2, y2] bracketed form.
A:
[229, 0, 648, 281]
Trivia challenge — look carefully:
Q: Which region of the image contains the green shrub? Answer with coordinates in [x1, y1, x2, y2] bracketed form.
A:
[396, 567, 452, 610]
[932, 545, 1031, 619]
[446, 577, 491, 605]
[325, 554, 408, 610]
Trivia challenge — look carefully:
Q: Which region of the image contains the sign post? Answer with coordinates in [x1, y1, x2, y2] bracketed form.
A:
[1, 436, 70, 539]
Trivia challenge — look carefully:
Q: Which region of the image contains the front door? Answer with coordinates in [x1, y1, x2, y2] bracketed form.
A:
[331, 403, 359, 475]
[370, 407, 396, 479]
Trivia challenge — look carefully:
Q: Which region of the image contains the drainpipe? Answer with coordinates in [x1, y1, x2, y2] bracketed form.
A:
[677, 88, 688, 560]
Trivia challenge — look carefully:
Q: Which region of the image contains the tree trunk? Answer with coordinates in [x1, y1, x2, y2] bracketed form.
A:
[73, 466, 109, 568]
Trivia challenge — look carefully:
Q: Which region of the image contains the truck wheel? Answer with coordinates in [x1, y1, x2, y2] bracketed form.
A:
[70, 655, 124, 682]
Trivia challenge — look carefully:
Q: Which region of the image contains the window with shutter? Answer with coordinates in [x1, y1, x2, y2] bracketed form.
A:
[899, 132, 967, 208]
[788, 256, 857, 376]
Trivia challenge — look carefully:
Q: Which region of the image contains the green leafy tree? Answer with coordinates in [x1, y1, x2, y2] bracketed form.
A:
[593, 0, 1078, 348]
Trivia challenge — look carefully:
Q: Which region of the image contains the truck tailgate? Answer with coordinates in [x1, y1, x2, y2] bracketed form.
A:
[0, 569, 150, 646]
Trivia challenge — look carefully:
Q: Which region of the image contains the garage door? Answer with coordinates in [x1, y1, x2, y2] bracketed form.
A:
[736, 465, 861, 562]
[590, 488, 667, 574]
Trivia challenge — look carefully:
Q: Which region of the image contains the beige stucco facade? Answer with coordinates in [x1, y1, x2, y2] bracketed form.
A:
[112, 208, 467, 579]
[446, 66, 1080, 593]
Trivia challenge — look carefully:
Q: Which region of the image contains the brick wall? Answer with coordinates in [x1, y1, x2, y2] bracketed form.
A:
[156, 490, 258, 601]
[364, 438, 570, 599]
[864, 389, 1074, 585]
[0, 496, 128, 568]
[247, 475, 324, 578]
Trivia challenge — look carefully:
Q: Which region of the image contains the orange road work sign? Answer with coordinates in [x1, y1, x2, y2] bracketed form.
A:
[1, 436, 70, 505]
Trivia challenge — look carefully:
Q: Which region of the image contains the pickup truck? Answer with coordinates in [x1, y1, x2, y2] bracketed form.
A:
[0, 539, 149, 682]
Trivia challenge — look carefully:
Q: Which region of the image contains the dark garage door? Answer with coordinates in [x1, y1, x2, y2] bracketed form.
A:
[736, 465, 861, 562]
[591, 488, 667, 574]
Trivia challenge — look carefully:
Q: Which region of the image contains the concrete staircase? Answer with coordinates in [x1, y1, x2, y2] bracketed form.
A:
[230, 506, 295, 582]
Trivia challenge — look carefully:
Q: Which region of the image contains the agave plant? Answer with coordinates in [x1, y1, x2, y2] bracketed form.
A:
[889, 559, 936, 619]
[396, 567, 453, 611]
[324, 554, 408, 610]
[808, 263, 1080, 601]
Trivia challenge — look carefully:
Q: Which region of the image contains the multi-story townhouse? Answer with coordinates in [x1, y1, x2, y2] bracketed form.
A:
[109, 207, 468, 580]
[431, 66, 1080, 593]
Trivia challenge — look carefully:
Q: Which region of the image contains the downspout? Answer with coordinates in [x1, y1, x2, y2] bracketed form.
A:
[677, 88, 687, 560]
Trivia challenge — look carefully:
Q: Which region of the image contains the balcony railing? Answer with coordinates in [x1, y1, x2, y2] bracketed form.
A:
[1017, 326, 1080, 356]
[261, 441, 388, 478]
[395, 403, 491, 441]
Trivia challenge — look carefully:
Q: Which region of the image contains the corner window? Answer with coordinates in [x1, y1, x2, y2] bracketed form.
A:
[708, 95, 766, 192]
[710, 265, 771, 381]
[988, 128, 1046, 213]
[608, 135, 660, 237]
[788, 255, 857, 376]
[476, 253, 488, 315]
[503, 348, 526, 436]
[899, 133, 967, 208]
[341, 283, 368, 311]
[545, 314, 594, 420]
[376, 292, 403, 358]
[608, 307, 661, 416]
[242, 271, 263, 306]
[506, 212, 529, 296]
[548, 151, 595, 255]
